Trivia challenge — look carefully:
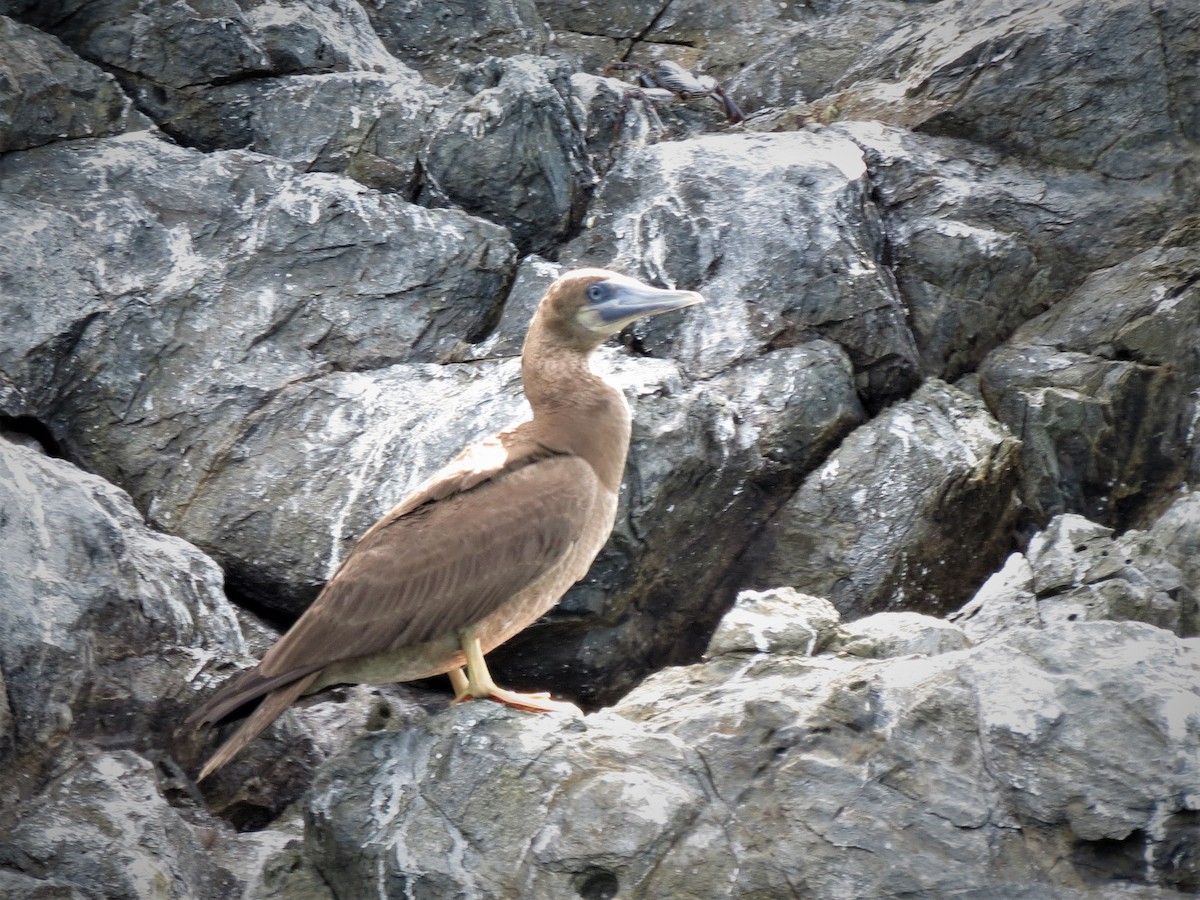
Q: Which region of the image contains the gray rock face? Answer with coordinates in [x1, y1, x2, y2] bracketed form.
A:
[0, 132, 517, 614]
[156, 70, 444, 199]
[3, 0, 1200, 895]
[419, 55, 593, 254]
[837, 121, 1200, 381]
[304, 617, 1200, 898]
[834, 0, 1200, 178]
[980, 226, 1200, 528]
[0, 435, 240, 792]
[365, 0, 548, 85]
[759, 379, 1020, 619]
[705, 588, 842, 657]
[3, 751, 239, 899]
[564, 129, 920, 401]
[0, 15, 151, 152]
[956, 513, 1199, 643]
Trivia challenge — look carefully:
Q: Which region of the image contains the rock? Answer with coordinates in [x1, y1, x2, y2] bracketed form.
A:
[2, 0, 1200, 892]
[568, 71, 729, 174]
[448, 255, 561, 362]
[21, 0, 407, 88]
[718, 0, 915, 112]
[0, 752, 240, 899]
[152, 71, 443, 199]
[705, 588, 841, 657]
[0, 869, 90, 899]
[835, 121, 1200, 381]
[0, 132, 518, 615]
[954, 514, 1197, 642]
[1150, 492, 1200, 631]
[832, 0, 1200, 179]
[759, 379, 1020, 619]
[832, 611, 970, 658]
[364, 0, 548, 86]
[0, 434, 241, 793]
[980, 226, 1200, 528]
[10, 0, 412, 163]
[305, 703, 703, 899]
[419, 55, 594, 254]
[952, 552, 1040, 643]
[536, 0, 662, 41]
[0, 15, 151, 153]
[564, 129, 920, 402]
[300, 620, 1200, 897]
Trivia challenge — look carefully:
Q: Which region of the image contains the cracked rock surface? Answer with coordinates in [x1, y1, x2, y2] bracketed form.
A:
[1, 0, 1198, 895]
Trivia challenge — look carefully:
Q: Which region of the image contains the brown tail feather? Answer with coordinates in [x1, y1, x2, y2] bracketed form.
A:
[197, 671, 321, 781]
[186, 662, 325, 730]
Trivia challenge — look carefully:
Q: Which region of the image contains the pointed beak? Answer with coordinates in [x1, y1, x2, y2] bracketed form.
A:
[580, 277, 704, 335]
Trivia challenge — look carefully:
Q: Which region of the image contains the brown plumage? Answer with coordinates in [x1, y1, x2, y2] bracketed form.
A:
[187, 268, 703, 779]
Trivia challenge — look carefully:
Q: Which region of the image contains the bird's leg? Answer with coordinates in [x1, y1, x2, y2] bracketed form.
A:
[448, 666, 470, 701]
[457, 631, 580, 714]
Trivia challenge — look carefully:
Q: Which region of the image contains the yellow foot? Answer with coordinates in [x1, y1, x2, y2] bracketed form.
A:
[479, 686, 581, 714]
[455, 631, 581, 714]
[452, 685, 579, 714]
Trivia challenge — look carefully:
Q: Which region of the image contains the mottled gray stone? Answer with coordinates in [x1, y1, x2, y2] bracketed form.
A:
[833, 0, 1200, 178]
[0, 132, 517, 615]
[153, 71, 442, 199]
[419, 55, 594, 254]
[760, 379, 1020, 619]
[952, 552, 1039, 643]
[0, 15, 151, 152]
[364, 0, 548, 85]
[953, 513, 1197, 642]
[980, 227, 1200, 528]
[835, 121, 1200, 381]
[535, 0, 662, 40]
[832, 611, 970, 658]
[705, 588, 841, 657]
[22, 0, 406, 89]
[0, 435, 240, 784]
[1150, 492, 1200, 633]
[564, 129, 920, 402]
[302, 621, 1200, 898]
[1, 752, 238, 899]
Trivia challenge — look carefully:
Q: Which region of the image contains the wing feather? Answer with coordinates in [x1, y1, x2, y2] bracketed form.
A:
[193, 443, 599, 727]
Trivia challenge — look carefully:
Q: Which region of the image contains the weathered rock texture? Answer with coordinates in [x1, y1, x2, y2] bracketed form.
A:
[1, 0, 1199, 895]
[305, 605, 1200, 899]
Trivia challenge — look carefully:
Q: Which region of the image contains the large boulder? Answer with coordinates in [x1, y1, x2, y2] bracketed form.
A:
[364, 0, 548, 85]
[832, 0, 1200, 178]
[418, 55, 594, 254]
[956, 513, 1199, 643]
[980, 226, 1200, 528]
[0, 434, 241, 794]
[0, 132, 518, 616]
[301, 612, 1200, 898]
[758, 379, 1021, 619]
[836, 121, 1200, 381]
[563, 129, 921, 403]
[0, 15, 151, 152]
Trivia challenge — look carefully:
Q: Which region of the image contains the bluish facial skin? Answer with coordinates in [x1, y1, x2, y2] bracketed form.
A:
[578, 277, 704, 335]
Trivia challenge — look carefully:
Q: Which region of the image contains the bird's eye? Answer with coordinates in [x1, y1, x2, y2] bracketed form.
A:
[586, 284, 604, 302]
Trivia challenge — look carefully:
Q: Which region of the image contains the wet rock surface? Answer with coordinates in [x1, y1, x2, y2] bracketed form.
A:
[1, 0, 1198, 895]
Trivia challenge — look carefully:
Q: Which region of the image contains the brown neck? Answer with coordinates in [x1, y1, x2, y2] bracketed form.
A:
[520, 321, 631, 492]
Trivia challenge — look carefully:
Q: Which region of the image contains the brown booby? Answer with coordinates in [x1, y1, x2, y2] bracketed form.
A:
[188, 268, 703, 779]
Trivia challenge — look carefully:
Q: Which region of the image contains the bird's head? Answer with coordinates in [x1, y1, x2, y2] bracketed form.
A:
[533, 268, 704, 352]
